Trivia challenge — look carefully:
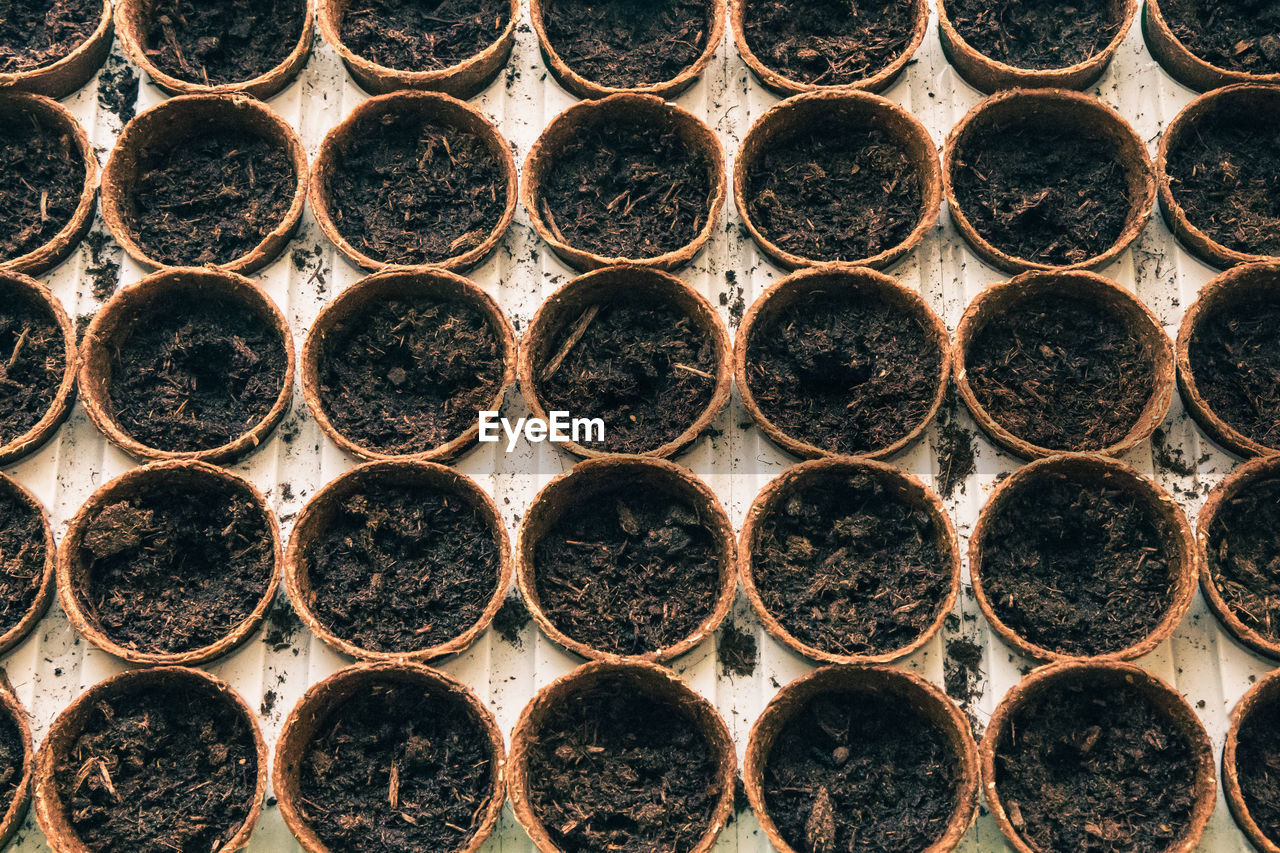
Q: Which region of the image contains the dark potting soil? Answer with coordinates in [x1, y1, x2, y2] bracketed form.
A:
[745, 128, 921, 262]
[542, 0, 711, 88]
[1236, 688, 1280, 846]
[751, 471, 951, 657]
[979, 471, 1177, 656]
[742, 0, 917, 85]
[54, 681, 258, 853]
[298, 680, 496, 853]
[533, 486, 722, 656]
[1189, 292, 1280, 447]
[965, 292, 1156, 450]
[525, 675, 722, 852]
[1206, 475, 1280, 642]
[951, 121, 1132, 266]
[340, 0, 510, 72]
[947, 0, 1121, 69]
[764, 688, 959, 853]
[0, 286, 65, 446]
[718, 619, 758, 677]
[78, 480, 275, 654]
[538, 121, 713, 259]
[0, 481, 45, 635]
[143, 0, 306, 85]
[127, 128, 296, 267]
[994, 674, 1199, 853]
[745, 288, 942, 455]
[107, 293, 287, 452]
[1166, 116, 1280, 258]
[0, 0, 99, 73]
[0, 110, 85, 262]
[318, 295, 504, 455]
[1163, 0, 1280, 74]
[303, 483, 501, 653]
[325, 114, 507, 265]
[535, 296, 717, 454]
[0, 707, 22, 817]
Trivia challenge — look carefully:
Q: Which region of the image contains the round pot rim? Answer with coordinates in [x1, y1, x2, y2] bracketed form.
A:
[953, 268, 1176, 460]
[733, 263, 951, 460]
[0, 0, 112, 98]
[56, 459, 283, 667]
[1144, 0, 1280, 91]
[0, 686, 34, 851]
[78, 266, 297, 464]
[309, 90, 517, 274]
[516, 264, 733, 460]
[283, 459, 514, 662]
[300, 267, 518, 462]
[514, 455, 737, 664]
[273, 660, 507, 853]
[969, 452, 1198, 663]
[0, 472, 57, 658]
[1225, 668, 1280, 853]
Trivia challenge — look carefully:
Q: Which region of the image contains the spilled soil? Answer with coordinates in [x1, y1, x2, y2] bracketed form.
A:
[1206, 475, 1280, 643]
[0, 109, 86, 262]
[97, 52, 139, 126]
[1189, 292, 1280, 448]
[947, 0, 1121, 69]
[0, 481, 45, 635]
[542, 0, 711, 88]
[933, 394, 977, 499]
[144, 0, 306, 85]
[0, 0, 100, 73]
[1164, 0, 1280, 75]
[1236, 687, 1280, 846]
[718, 619, 758, 677]
[0, 286, 65, 446]
[743, 0, 917, 85]
[493, 593, 529, 646]
[341, 0, 510, 71]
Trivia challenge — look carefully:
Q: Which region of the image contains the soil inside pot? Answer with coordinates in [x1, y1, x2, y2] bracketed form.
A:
[994, 675, 1198, 852]
[534, 295, 717, 454]
[542, 0, 711, 89]
[0, 288, 65, 447]
[0, 0, 100, 73]
[143, 0, 307, 85]
[107, 292, 288, 452]
[966, 292, 1156, 450]
[742, 0, 917, 86]
[298, 680, 496, 853]
[539, 120, 713, 259]
[946, 0, 1121, 69]
[1206, 475, 1280, 643]
[751, 471, 951, 657]
[1236, 688, 1280, 846]
[533, 484, 722, 656]
[53, 682, 258, 853]
[1166, 115, 1280, 258]
[126, 127, 297, 267]
[0, 111, 86, 263]
[0, 706, 21, 816]
[78, 479, 274, 654]
[763, 688, 959, 853]
[1163, 0, 1280, 75]
[745, 288, 942, 455]
[979, 471, 1177, 656]
[340, 0, 510, 72]
[0, 483, 44, 637]
[1188, 291, 1280, 447]
[318, 294, 504, 455]
[951, 120, 1132, 266]
[745, 127, 922, 262]
[525, 675, 722, 852]
[325, 114, 507, 265]
[303, 483, 501, 653]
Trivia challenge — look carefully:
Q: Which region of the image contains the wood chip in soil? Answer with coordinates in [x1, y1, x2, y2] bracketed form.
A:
[947, 0, 1121, 69]
[340, 0, 510, 71]
[0, 108, 85, 262]
[542, 0, 711, 88]
[0, 285, 64, 446]
[0, 0, 99, 73]
[1188, 290, 1280, 447]
[742, 0, 917, 85]
[143, 0, 306, 85]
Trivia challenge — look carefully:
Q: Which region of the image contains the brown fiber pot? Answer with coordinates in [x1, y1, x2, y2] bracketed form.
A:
[981, 660, 1216, 853]
[57, 460, 282, 667]
[317, 0, 517, 98]
[508, 659, 737, 853]
[34, 666, 267, 853]
[310, 91, 517, 273]
[114, 0, 314, 99]
[1225, 669, 1280, 853]
[734, 263, 950, 459]
[1176, 261, 1280, 457]
[0, 92, 98, 277]
[731, 0, 927, 96]
[970, 453, 1198, 662]
[938, 0, 1137, 93]
[274, 661, 507, 853]
[0, 272, 77, 467]
[518, 264, 733, 459]
[285, 460, 512, 662]
[1157, 84, 1280, 270]
[953, 269, 1176, 460]
[745, 664, 980, 853]
[735, 91, 941, 271]
[0, 473, 55, 659]
[943, 88, 1155, 274]
[739, 457, 961, 665]
[532, 0, 725, 99]
[0, 0, 112, 99]
[515, 456, 736, 663]
[523, 93, 726, 272]
[1144, 0, 1280, 92]
[101, 93, 309, 275]
[301, 267, 516, 462]
[0, 686, 33, 852]
[79, 267, 295, 464]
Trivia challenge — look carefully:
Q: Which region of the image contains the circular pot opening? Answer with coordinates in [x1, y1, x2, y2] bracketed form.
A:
[1144, 0, 1280, 91]
[0, 0, 112, 99]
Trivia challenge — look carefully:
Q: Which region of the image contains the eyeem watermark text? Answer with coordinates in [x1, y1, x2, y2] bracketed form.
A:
[479, 411, 605, 452]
